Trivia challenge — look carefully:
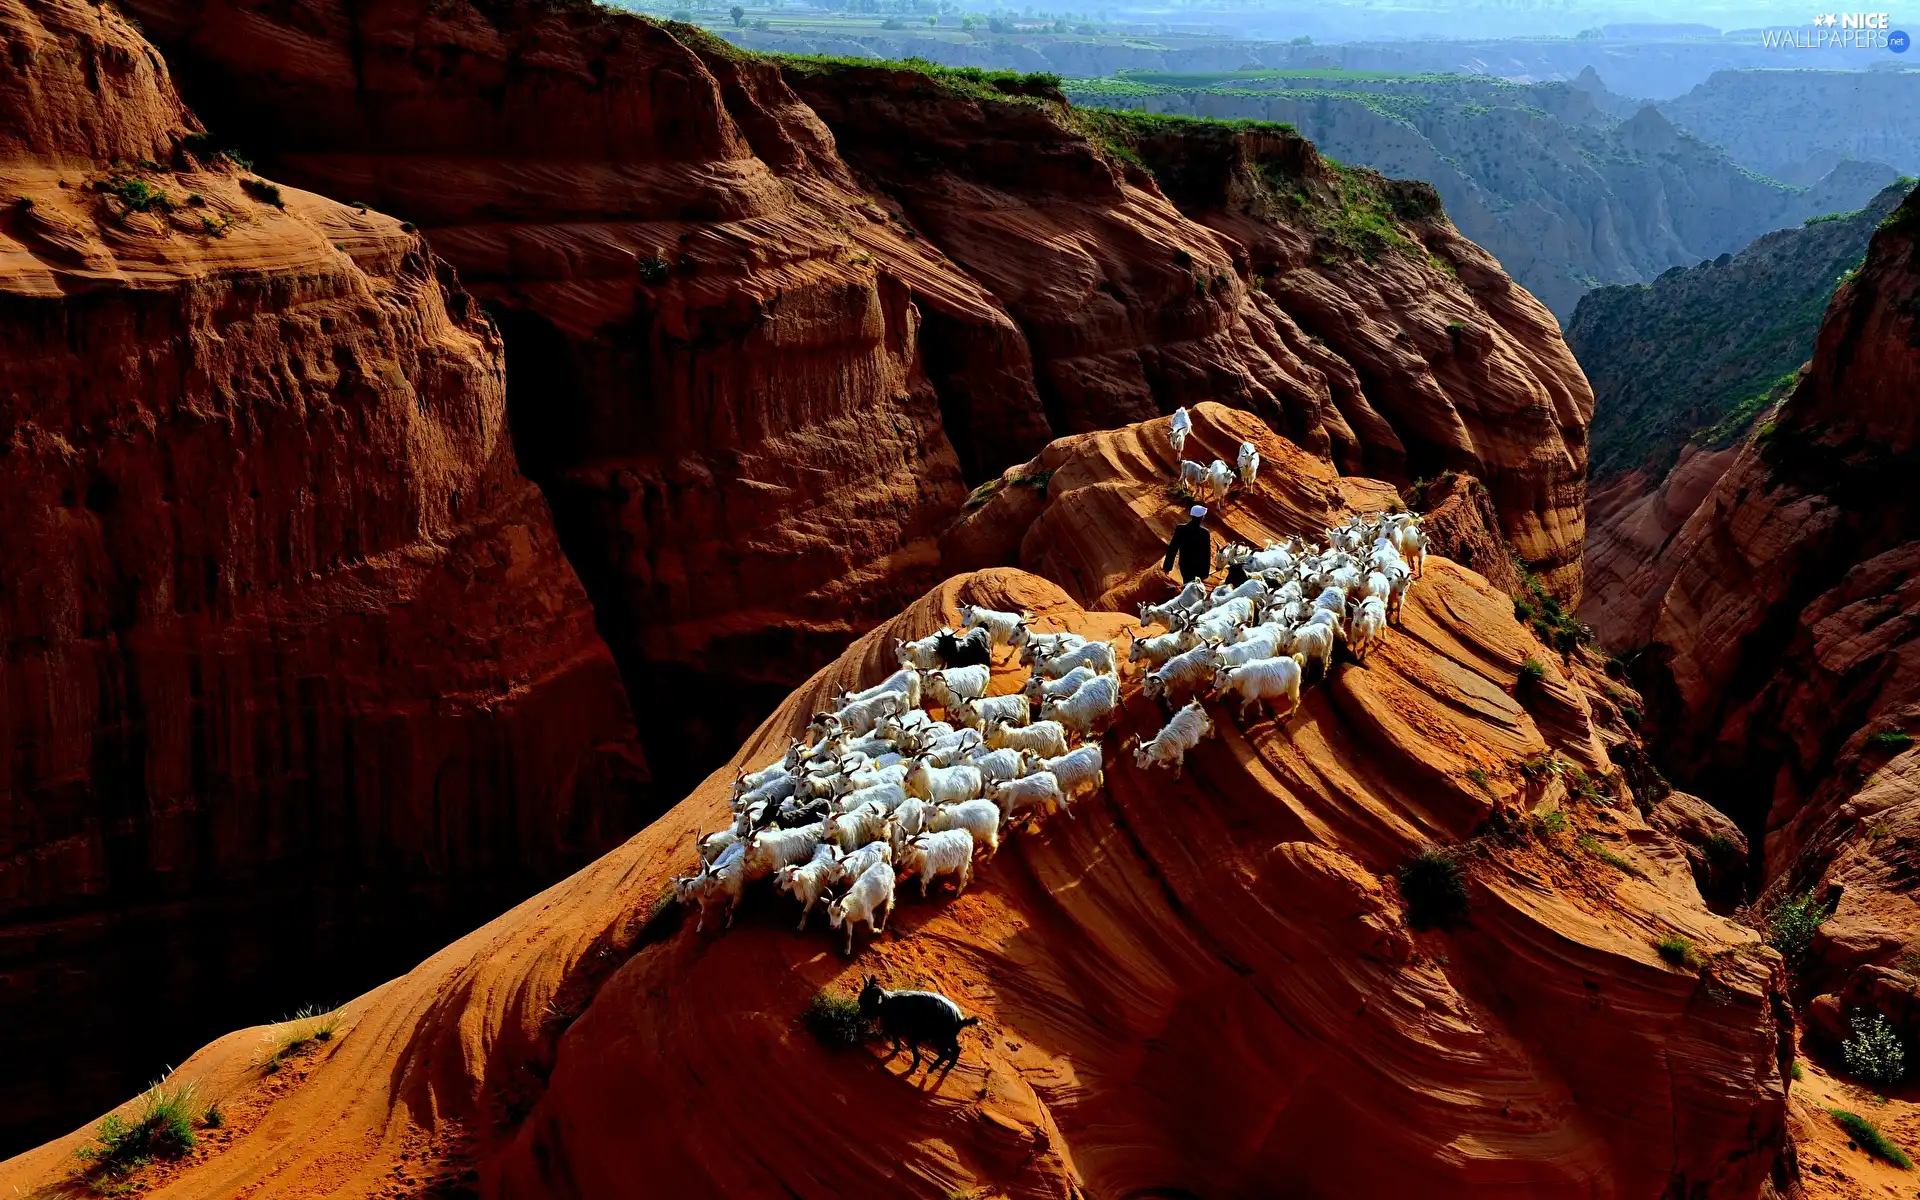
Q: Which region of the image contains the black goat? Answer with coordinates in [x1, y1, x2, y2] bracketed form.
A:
[858, 976, 979, 1071]
[934, 627, 992, 669]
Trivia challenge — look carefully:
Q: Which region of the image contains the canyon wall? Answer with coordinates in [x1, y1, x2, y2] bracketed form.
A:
[0, 0, 639, 1150]
[1622, 189, 1920, 1050]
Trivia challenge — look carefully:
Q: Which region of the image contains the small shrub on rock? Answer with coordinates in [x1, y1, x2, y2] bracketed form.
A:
[1842, 1011, 1906, 1087]
[805, 989, 873, 1047]
[1399, 845, 1469, 930]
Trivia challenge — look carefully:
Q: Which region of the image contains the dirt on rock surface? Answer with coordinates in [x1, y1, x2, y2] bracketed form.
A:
[1, 408, 1788, 1199]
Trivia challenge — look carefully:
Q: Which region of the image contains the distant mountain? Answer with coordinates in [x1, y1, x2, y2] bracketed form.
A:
[1568, 180, 1914, 483]
[716, 24, 1836, 100]
[1061, 71, 1899, 320]
[1659, 68, 1920, 177]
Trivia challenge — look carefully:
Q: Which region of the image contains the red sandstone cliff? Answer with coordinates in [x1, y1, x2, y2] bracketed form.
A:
[1619, 192, 1920, 1060]
[107, 1, 1594, 801]
[0, 408, 1786, 1199]
[0, 0, 639, 1149]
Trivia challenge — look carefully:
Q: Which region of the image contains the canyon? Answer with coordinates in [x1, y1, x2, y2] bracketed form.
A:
[3, 0, 1596, 1151]
[19, 0, 1914, 1189]
[0, 404, 1792, 1198]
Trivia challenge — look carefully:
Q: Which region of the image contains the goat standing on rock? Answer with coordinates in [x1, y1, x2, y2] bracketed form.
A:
[859, 976, 979, 1071]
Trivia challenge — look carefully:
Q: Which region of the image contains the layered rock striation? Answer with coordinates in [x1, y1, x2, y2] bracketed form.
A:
[1, 407, 1789, 1199]
[0, 0, 640, 1151]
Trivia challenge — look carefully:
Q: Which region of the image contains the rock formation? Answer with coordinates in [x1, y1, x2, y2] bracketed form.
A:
[1067, 74, 1899, 321]
[0, 405, 1788, 1198]
[0, 0, 640, 1151]
[1617, 188, 1920, 1055]
[110, 0, 1596, 793]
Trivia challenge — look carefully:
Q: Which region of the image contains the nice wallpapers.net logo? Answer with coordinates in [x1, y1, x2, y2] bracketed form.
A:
[1759, 11, 1910, 48]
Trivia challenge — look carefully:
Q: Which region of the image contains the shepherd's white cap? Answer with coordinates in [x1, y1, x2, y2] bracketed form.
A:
[1190, 505, 1208, 518]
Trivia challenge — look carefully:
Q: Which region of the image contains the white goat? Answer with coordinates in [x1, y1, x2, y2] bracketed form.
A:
[967, 746, 1028, 783]
[1207, 459, 1235, 507]
[746, 821, 828, 879]
[1039, 673, 1120, 738]
[986, 719, 1071, 759]
[1236, 440, 1260, 486]
[828, 860, 895, 955]
[1178, 458, 1209, 492]
[1039, 744, 1105, 798]
[1168, 405, 1192, 460]
[895, 629, 950, 670]
[1139, 581, 1209, 630]
[1291, 619, 1336, 680]
[1213, 624, 1289, 668]
[1213, 654, 1306, 721]
[931, 799, 1002, 858]
[835, 690, 905, 736]
[1209, 576, 1268, 607]
[698, 828, 740, 865]
[838, 668, 921, 713]
[833, 839, 892, 888]
[732, 741, 800, 800]
[1020, 631, 1086, 666]
[1038, 639, 1117, 679]
[827, 801, 892, 852]
[1130, 699, 1215, 779]
[775, 843, 840, 931]
[1026, 663, 1097, 701]
[886, 799, 933, 856]
[677, 839, 748, 932]
[1348, 595, 1388, 664]
[1145, 644, 1217, 705]
[901, 829, 975, 897]
[991, 771, 1068, 823]
[957, 692, 1031, 732]
[906, 759, 985, 806]
[1128, 628, 1194, 669]
[926, 664, 992, 710]
[961, 605, 1031, 649]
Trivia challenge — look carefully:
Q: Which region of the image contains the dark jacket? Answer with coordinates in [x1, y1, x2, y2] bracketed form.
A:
[1162, 519, 1212, 582]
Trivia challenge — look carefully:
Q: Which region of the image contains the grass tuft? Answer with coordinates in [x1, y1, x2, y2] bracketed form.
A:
[1398, 845, 1469, 930]
[260, 1005, 341, 1073]
[1579, 835, 1646, 879]
[240, 178, 284, 208]
[805, 989, 874, 1047]
[74, 1079, 200, 1185]
[1868, 730, 1914, 752]
[1831, 1108, 1913, 1168]
[1654, 934, 1701, 969]
[1518, 656, 1547, 686]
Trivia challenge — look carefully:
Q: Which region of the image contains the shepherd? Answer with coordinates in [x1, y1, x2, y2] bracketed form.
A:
[1162, 504, 1213, 586]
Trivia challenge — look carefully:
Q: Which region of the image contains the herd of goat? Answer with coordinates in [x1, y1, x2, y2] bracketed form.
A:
[673, 489, 1431, 957]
